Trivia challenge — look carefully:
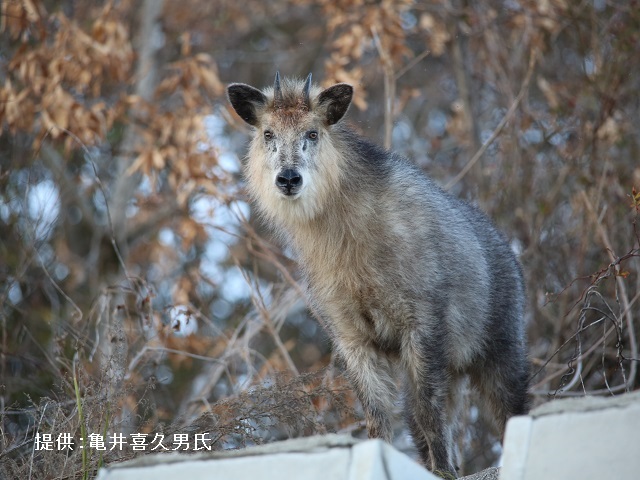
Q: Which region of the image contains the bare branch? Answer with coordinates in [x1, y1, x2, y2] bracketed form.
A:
[445, 48, 538, 190]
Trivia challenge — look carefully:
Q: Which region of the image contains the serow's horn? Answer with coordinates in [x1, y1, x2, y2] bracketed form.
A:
[302, 73, 312, 109]
[274, 71, 283, 107]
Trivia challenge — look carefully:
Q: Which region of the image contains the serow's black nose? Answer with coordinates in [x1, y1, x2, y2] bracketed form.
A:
[275, 168, 302, 195]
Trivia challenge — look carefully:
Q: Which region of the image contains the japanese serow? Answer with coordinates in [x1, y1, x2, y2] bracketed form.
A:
[227, 73, 529, 477]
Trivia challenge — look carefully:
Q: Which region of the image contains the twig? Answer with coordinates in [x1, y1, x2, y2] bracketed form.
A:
[581, 191, 638, 391]
[39, 143, 96, 229]
[371, 26, 396, 150]
[531, 304, 640, 391]
[126, 346, 228, 377]
[236, 262, 299, 376]
[450, 21, 478, 153]
[48, 127, 134, 289]
[231, 205, 328, 329]
[28, 401, 51, 480]
[445, 48, 538, 190]
[395, 49, 430, 80]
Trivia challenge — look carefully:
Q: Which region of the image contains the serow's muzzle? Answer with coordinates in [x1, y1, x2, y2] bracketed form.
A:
[275, 168, 302, 196]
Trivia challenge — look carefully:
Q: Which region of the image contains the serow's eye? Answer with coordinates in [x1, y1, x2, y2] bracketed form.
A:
[264, 131, 273, 140]
[307, 131, 318, 141]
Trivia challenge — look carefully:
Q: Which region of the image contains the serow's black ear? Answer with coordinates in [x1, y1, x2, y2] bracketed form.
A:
[227, 83, 267, 126]
[317, 83, 353, 126]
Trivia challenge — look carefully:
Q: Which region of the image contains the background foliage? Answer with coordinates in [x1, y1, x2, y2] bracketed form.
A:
[1, 0, 639, 478]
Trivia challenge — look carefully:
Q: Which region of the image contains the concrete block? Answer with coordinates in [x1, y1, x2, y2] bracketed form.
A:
[500, 391, 640, 480]
[96, 434, 438, 480]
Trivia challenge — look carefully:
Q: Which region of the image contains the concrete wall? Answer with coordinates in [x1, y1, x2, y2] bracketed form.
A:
[96, 434, 438, 480]
[97, 391, 640, 480]
[501, 390, 640, 480]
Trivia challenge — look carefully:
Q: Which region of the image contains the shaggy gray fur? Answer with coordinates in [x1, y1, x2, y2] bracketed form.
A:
[228, 75, 529, 478]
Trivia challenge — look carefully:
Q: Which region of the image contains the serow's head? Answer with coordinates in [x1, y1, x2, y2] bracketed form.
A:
[227, 73, 353, 220]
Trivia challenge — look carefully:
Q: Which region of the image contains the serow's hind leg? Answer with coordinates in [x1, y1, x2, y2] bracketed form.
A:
[470, 349, 530, 437]
[403, 334, 458, 478]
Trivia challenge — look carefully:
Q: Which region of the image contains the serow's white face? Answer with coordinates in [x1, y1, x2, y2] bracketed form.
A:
[248, 116, 335, 223]
[227, 74, 354, 222]
[261, 124, 320, 200]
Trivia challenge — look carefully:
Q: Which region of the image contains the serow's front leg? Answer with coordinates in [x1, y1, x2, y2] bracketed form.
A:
[337, 341, 397, 442]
